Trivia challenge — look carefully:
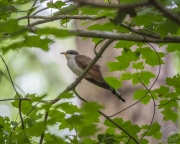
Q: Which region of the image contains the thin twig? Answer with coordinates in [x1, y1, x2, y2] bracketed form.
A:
[94, 38, 106, 56]
[139, 77, 156, 142]
[127, 137, 131, 144]
[27, 0, 38, 25]
[39, 110, 49, 144]
[73, 89, 139, 144]
[10, 102, 40, 143]
[0, 55, 24, 129]
[139, 43, 161, 141]
[32, 7, 49, 16]
[18, 15, 106, 21]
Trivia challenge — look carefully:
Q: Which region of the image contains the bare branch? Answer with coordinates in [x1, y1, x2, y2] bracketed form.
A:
[27, 0, 38, 25]
[32, 7, 49, 16]
[68, 29, 180, 43]
[71, 0, 150, 9]
[18, 15, 106, 22]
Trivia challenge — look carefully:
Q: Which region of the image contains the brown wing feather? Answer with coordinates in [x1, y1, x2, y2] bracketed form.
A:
[75, 55, 109, 86]
[75, 55, 101, 70]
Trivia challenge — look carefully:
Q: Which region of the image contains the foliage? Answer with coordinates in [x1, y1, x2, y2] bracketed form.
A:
[0, 0, 180, 144]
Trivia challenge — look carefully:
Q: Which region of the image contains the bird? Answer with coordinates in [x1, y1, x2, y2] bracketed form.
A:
[60, 50, 125, 102]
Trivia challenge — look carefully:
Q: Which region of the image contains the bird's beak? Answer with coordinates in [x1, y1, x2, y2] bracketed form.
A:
[60, 52, 67, 55]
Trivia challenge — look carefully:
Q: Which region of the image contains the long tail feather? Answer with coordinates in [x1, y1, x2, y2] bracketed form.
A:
[110, 87, 125, 102]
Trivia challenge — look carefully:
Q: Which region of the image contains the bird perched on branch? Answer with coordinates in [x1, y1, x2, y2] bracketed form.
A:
[61, 50, 125, 102]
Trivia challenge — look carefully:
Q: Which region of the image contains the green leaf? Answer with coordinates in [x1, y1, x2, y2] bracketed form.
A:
[97, 133, 119, 144]
[132, 13, 163, 26]
[138, 47, 165, 66]
[134, 89, 151, 105]
[120, 72, 132, 81]
[167, 43, 180, 52]
[168, 134, 180, 143]
[161, 108, 178, 122]
[116, 48, 140, 62]
[48, 109, 65, 124]
[80, 6, 102, 15]
[106, 127, 115, 135]
[36, 28, 70, 38]
[166, 74, 180, 88]
[114, 41, 137, 49]
[158, 99, 178, 110]
[79, 124, 100, 137]
[24, 36, 52, 51]
[108, 61, 129, 71]
[58, 92, 74, 99]
[140, 139, 148, 144]
[145, 122, 162, 140]
[138, 71, 156, 85]
[1, 36, 53, 53]
[66, 115, 84, 131]
[132, 62, 144, 69]
[81, 138, 97, 144]
[45, 133, 66, 144]
[0, 19, 23, 33]
[156, 19, 179, 38]
[59, 119, 69, 130]
[55, 102, 81, 114]
[104, 76, 122, 89]
[26, 122, 45, 136]
[21, 101, 33, 115]
[154, 86, 170, 98]
[82, 101, 104, 112]
[47, 1, 65, 8]
[121, 120, 141, 139]
[52, 4, 78, 16]
[131, 71, 155, 85]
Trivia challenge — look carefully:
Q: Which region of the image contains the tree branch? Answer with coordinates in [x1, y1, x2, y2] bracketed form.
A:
[71, 0, 150, 9]
[18, 15, 106, 22]
[32, 7, 49, 16]
[68, 29, 180, 43]
[27, 0, 38, 25]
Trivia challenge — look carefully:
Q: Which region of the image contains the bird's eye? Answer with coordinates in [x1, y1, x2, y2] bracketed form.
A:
[69, 52, 73, 54]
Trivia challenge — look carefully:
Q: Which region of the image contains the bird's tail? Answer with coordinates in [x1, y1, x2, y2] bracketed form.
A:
[109, 87, 125, 102]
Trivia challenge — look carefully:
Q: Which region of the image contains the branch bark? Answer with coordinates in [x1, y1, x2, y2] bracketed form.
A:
[69, 29, 180, 43]
[71, 0, 150, 9]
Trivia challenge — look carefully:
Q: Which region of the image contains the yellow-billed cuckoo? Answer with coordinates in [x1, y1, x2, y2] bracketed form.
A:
[61, 50, 125, 102]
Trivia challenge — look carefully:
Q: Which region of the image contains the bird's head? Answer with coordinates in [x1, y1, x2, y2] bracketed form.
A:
[60, 50, 79, 59]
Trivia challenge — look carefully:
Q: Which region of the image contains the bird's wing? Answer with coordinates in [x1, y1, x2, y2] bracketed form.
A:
[75, 55, 105, 82]
[75, 55, 100, 70]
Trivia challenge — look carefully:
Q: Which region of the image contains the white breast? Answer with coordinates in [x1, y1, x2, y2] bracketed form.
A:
[67, 55, 84, 76]
[65, 55, 91, 78]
